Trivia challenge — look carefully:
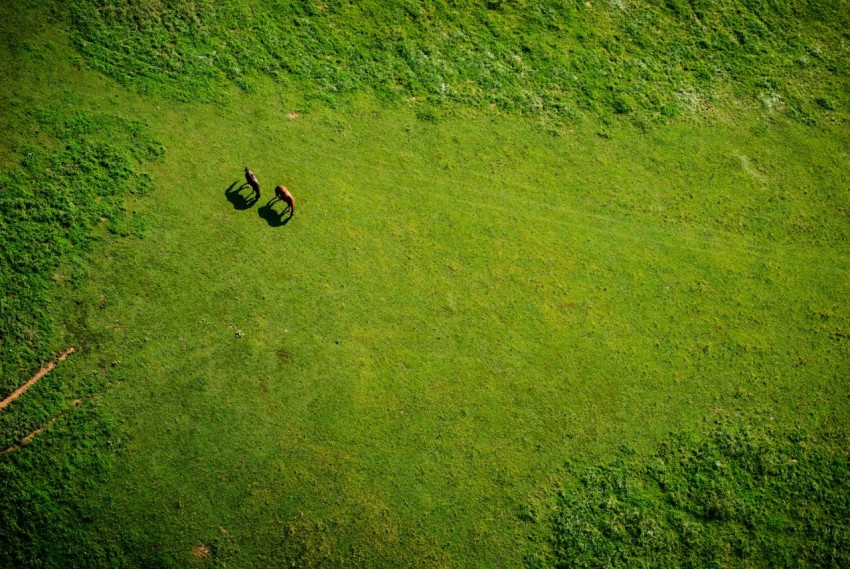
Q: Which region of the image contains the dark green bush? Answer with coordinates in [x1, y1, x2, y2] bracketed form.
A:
[815, 96, 836, 111]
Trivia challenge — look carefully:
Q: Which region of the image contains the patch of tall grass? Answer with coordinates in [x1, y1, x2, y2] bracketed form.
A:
[60, 0, 850, 125]
[0, 107, 162, 396]
[551, 420, 850, 567]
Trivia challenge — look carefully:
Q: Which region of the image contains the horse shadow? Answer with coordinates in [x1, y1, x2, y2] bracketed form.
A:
[258, 197, 293, 227]
[224, 181, 258, 210]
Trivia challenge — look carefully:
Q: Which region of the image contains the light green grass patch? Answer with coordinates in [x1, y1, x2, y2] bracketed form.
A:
[71, 91, 849, 564]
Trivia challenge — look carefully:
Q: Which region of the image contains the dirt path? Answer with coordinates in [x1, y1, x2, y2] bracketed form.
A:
[0, 347, 75, 411]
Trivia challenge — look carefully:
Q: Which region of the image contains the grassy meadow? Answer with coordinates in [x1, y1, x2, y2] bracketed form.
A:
[1, 0, 849, 567]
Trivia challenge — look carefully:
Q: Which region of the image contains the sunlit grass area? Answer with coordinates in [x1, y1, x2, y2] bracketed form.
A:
[1, 0, 848, 566]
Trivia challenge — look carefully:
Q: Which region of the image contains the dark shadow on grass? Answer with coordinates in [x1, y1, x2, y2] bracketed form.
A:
[225, 181, 258, 210]
[258, 197, 292, 227]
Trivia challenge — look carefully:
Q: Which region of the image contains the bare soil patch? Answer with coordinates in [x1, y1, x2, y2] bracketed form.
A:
[192, 543, 211, 560]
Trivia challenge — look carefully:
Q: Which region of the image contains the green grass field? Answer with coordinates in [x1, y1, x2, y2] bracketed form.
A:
[1, 0, 849, 567]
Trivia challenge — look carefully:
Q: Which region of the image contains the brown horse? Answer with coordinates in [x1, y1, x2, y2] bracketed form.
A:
[274, 185, 295, 217]
[244, 167, 261, 200]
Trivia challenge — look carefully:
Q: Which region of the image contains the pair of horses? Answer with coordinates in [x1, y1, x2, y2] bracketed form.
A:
[244, 167, 295, 216]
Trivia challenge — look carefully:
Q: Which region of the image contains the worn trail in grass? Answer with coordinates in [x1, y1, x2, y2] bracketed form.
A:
[72, 86, 850, 564]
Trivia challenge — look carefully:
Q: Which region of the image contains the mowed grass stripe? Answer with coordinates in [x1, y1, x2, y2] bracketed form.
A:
[152, 100, 849, 274]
